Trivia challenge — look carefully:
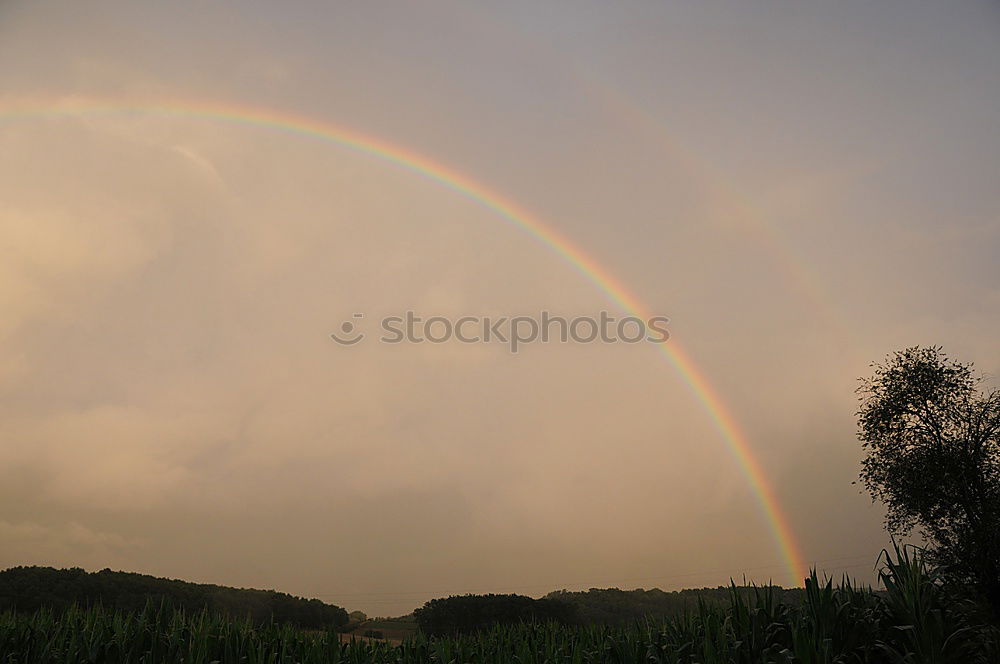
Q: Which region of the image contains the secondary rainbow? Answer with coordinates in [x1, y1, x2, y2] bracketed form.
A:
[0, 97, 809, 585]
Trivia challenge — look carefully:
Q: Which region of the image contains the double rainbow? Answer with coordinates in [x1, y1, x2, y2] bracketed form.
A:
[0, 97, 808, 586]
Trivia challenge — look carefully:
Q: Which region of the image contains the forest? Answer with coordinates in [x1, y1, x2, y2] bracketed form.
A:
[0, 566, 348, 630]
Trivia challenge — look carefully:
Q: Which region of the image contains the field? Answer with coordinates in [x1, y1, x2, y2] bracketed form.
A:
[2, 549, 998, 664]
[345, 617, 418, 644]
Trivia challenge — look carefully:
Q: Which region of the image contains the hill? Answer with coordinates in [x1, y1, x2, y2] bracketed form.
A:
[0, 566, 348, 629]
[413, 593, 576, 635]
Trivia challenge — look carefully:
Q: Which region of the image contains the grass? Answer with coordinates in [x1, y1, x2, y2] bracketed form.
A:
[1, 547, 997, 663]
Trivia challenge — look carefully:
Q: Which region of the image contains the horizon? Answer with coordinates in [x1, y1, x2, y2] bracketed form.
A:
[0, 563, 827, 619]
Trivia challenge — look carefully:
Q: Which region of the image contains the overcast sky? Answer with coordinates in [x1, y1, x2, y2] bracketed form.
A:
[1, 1, 998, 615]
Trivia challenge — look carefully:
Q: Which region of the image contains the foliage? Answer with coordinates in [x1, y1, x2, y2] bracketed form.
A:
[0, 566, 348, 630]
[545, 584, 806, 625]
[2, 549, 997, 663]
[412, 593, 576, 636]
[857, 346, 1000, 614]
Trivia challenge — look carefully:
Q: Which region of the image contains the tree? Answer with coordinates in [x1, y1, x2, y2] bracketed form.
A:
[0, 566, 349, 629]
[857, 346, 1000, 615]
[413, 594, 576, 636]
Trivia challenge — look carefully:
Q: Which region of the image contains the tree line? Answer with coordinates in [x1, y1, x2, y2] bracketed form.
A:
[413, 593, 576, 635]
[544, 585, 806, 625]
[0, 566, 348, 629]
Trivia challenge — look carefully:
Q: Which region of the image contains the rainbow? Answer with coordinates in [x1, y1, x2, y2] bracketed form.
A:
[0, 97, 808, 586]
[582, 83, 855, 344]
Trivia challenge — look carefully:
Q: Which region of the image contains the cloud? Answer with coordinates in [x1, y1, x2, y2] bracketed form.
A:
[0, 0, 997, 614]
[0, 520, 147, 570]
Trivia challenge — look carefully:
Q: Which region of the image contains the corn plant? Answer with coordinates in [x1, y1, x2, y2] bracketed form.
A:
[1, 547, 997, 664]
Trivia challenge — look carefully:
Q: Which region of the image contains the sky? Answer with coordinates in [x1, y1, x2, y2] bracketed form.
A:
[0, 1, 998, 616]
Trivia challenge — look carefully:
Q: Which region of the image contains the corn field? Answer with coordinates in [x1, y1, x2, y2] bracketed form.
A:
[1, 548, 997, 664]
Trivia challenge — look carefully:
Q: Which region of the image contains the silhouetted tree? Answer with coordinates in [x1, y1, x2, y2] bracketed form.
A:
[858, 346, 1000, 615]
[544, 585, 805, 625]
[0, 566, 348, 629]
[414, 593, 575, 635]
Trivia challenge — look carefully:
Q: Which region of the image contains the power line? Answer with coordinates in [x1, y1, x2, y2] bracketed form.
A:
[326, 562, 886, 609]
[307, 552, 879, 602]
